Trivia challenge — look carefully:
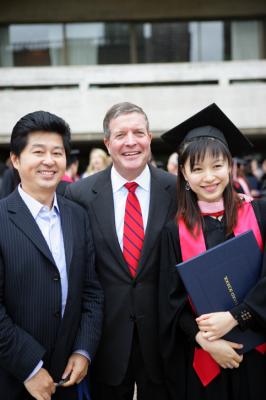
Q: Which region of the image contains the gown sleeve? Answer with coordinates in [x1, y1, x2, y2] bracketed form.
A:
[159, 221, 199, 349]
[158, 220, 193, 400]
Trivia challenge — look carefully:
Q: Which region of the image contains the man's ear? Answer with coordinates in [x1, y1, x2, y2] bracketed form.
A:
[104, 138, 110, 154]
[10, 153, 19, 170]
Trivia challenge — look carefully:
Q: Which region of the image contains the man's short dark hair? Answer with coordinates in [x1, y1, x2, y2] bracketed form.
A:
[10, 110, 71, 157]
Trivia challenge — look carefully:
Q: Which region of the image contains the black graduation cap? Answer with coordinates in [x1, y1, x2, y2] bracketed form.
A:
[161, 103, 253, 156]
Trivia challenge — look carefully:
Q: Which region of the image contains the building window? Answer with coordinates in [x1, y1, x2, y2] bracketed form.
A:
[0, 19, 265, 67]
[231, 21, 265, 60]
[189, 22, 224, 61]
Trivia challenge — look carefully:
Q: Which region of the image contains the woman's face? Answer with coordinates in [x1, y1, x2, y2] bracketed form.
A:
[90, 152, 105, 171]
[182, 152, 231, 202]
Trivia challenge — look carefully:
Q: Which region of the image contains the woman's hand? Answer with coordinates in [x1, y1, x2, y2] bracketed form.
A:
[195, 331, 243, 369]
[196, 311, 238, 340]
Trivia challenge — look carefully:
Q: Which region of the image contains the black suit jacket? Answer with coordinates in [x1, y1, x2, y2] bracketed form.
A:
[0, 189, 103, 399]
[65, 165, 177, 385]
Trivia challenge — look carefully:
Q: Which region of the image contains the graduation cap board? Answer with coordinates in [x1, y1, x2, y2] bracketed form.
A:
[161, 103, 253, 156]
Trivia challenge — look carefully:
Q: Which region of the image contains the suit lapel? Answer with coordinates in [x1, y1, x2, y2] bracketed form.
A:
[90, 166, 174, 278]
[7, 189, 56, 267]
[90, 168, 129, 276]
[58, 197, 73, 274]
[138, 166, 173, 275]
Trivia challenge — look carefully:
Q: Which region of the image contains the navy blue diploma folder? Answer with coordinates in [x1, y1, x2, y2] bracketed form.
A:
[177, 230, 266, 353]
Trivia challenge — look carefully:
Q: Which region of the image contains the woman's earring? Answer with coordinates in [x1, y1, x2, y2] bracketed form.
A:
[185, 181, 190, 191]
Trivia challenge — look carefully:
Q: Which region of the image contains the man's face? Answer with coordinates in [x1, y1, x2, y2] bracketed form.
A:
[104, 112, 152, 181]
[11, 131, 66, 201]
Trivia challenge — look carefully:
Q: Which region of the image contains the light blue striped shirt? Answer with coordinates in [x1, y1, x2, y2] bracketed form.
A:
[18, 185, 68, 315]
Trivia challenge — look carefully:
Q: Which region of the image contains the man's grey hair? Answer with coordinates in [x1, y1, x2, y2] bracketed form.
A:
[103, 102, 150, 139]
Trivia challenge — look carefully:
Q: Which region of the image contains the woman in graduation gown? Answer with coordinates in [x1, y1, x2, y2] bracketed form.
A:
[159, 103, 266, 400]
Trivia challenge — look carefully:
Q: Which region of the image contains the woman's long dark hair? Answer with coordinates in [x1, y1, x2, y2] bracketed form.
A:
[177, 137, 242, 236]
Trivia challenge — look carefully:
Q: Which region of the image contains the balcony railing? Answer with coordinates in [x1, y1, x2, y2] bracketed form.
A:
[0, 60, 265, 142]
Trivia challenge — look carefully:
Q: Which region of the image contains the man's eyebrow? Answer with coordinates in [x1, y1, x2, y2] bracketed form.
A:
[30, 144, 64, 149]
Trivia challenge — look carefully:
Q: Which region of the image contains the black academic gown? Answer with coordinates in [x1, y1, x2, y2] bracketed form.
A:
[159, 200, 266, 400]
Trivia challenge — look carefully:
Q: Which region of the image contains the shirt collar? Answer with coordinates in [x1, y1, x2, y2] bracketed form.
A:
[18, 185, 60, 219]
[111, 164, 150, 193]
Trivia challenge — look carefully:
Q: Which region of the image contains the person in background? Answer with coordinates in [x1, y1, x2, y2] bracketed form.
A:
[244, 159, 261, 198]
[250, 159, 263, 182]
[0, 110, 103, 400]
[149, 152, 158, 168]
[65, 102, 177, 400]
[82, 148, 110, 178]
[232, 158, 251, 196]
[0, 164, 21, 199]
[167, 152, 178, 175]
[57, 149, 80, 195]
[0, 161, 8, 193]
[259, 159, 266, 195]
[159, 103, 266, 400]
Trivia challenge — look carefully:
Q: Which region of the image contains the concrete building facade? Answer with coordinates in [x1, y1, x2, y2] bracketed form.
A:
[0, 0, 266, 162]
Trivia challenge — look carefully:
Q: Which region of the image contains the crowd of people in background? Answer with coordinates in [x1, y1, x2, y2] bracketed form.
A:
[2, 144, 266, 200]
[0, 102, 266, 400]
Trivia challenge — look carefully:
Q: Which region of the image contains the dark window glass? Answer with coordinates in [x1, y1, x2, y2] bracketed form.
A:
[0, 19, 265, 67]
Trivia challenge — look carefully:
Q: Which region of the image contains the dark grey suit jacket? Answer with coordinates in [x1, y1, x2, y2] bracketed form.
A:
[0, 189, 103, 400]
[65, 165, 177, 385]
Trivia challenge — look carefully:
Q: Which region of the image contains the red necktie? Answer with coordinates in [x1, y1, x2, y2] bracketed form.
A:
[123, 182, 144, 277]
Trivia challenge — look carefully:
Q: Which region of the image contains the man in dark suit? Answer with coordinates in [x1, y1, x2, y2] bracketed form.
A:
[65, 102, 177, 400]
[0, 111, 103, 400]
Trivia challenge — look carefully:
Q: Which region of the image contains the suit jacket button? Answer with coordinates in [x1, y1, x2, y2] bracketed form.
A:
[132, 281, 137, 288]
[54, 311, 60, 318]
[130, 315, 136, 322]
[53, 275, 60, 281]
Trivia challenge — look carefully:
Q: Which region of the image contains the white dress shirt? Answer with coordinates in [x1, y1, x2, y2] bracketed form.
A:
[111, 164, 151, 250]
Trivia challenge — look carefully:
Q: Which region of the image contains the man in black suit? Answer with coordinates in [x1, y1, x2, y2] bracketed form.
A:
[0, 111, 103, 400]
[65, 102, 177, 400]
